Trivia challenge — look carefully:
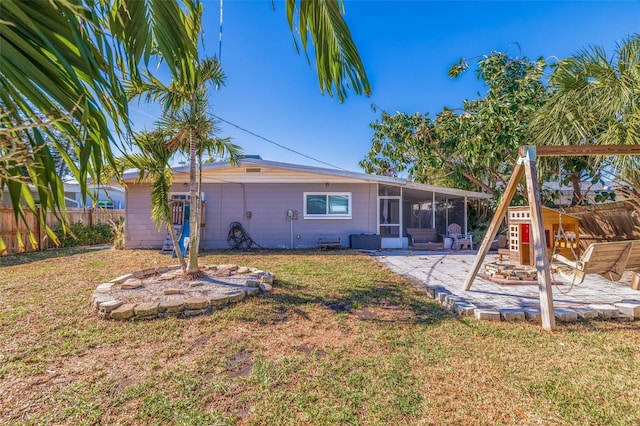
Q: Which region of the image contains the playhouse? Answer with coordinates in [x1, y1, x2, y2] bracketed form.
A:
[506, 206, 580, 266]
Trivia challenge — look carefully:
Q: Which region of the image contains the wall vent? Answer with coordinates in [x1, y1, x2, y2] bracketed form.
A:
[245, 167, 261, 173]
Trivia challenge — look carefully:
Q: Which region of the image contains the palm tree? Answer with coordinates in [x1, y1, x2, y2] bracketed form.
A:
[0, 0, 197, 252]
[156, 90, 242, 275]
[108, 131, 188, 270]
[532, 34, 640, 193]
[1, 0, 369, 253]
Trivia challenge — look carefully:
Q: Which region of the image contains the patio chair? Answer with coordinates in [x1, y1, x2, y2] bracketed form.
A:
[447, 223, 473, 250]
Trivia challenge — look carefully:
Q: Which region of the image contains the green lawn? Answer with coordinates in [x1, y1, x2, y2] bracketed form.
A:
[1, 248, 639, 425]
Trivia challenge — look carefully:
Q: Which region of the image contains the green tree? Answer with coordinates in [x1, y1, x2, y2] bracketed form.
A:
[130, 56, 227, 275]
[107, 130, 188, 270]
[156, 90, 242, 275]
[532, 33, 640, 204]
[361, 52, 550, 202]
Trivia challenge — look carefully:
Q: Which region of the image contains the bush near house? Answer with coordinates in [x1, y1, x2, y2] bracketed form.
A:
[55, 221, 115, 247]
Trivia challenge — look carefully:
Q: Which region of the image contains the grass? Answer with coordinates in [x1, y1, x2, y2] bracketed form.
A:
[1, 248, 639, 425]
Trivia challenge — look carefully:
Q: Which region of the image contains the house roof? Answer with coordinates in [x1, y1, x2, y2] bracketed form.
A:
[509, 205, 582, 220]
[122, 158, 492, 200]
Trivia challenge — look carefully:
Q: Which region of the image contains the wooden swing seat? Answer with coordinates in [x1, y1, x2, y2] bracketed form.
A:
[553, 240, 640, 287]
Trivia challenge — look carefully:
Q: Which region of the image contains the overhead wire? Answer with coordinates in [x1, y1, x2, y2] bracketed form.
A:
[209, 113, 350, 171]
[218, 0, 224, 62]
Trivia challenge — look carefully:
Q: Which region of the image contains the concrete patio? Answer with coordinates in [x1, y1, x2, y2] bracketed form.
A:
[374, 250, 640, 323]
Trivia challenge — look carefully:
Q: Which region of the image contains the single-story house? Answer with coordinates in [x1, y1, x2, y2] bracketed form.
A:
[1, 181, 125, 209]
[122, 158, 492, 250]
[62, 181, 126, 209]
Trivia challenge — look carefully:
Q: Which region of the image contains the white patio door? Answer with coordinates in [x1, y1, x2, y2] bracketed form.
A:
[378, 196, 402, 248]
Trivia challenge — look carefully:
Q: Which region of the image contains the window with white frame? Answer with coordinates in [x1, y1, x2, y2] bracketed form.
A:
[303, 192, 351, 219]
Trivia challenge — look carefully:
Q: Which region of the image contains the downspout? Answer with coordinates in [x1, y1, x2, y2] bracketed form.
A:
[464, 196, 468, 237]
[445, 198, 449, 230]
[432, 192, 436, 228]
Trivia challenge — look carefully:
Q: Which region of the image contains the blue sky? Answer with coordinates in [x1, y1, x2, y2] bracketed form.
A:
[128, 0, 640, 171]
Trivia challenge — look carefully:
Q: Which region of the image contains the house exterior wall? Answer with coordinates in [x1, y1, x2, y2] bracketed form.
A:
[125, 182, 378, 249]
[125, 184, 165, 248]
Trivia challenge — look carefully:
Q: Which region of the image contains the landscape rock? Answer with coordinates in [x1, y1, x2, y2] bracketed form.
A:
[245, 287, 260, 296]
[614, 302, 640, 319]
[589, 304, 620, 320]
[259, 283, 273, 293]
[99, 300, 123, 313]
[143, 268, 156, 277]
[554, 308, 578, 322]
[260, 273, 275, 284]
[454, 302, 476, 316]
[121, 279, 143, 290]
[572, 306, 599, 320]
[523, 308, 542, 322]
[474, 309, 501, 321]
[209, 294, 230, 307]
[159, 300, 185, 313]
[218, 264, 238, 271]
[135, 302, 159, 317]
[94, 283, 114, 293]
[110, 303, 137, 320]
[215, 269, 232, 277]
[110, 273, 134, 284]
[500, 308, 525, 321]
[227, 290, 246, 303]
[92, 295, 114, 309]
[245, 279, 259, 288]
[184, 297, 210, 310]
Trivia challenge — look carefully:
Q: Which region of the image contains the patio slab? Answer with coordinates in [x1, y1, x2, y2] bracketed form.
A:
[373, 250, 640, 324]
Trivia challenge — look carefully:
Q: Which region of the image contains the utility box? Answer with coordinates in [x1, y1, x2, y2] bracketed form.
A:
[350, 234, 381, 250]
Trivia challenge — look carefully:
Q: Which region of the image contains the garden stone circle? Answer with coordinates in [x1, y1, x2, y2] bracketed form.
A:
[91, 264, 275, 320]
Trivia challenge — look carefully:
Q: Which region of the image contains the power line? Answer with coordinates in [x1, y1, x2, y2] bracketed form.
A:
[218, 0, 223, 61]
[210, 113, 350, 171]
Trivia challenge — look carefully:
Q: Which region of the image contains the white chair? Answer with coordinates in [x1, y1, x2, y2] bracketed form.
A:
[447, 223, 473, 250]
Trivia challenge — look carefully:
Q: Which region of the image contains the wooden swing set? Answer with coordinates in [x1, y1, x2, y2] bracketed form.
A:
[463, 144, 640, 330]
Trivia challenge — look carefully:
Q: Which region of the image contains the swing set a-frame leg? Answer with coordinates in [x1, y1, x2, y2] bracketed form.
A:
[462, 162, 524, 291]
[522, 148, 556, 331]
[462, 146, 556, 331]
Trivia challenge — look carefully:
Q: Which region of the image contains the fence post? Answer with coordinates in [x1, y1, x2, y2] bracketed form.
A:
[36, 206, 43, 251]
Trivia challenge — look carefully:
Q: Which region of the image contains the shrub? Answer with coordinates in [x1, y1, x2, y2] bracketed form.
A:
[55, 221, 115, 247]
[109, 218, 125, 250]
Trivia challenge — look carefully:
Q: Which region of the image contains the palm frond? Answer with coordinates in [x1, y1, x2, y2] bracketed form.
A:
[283, 0, 370, 102]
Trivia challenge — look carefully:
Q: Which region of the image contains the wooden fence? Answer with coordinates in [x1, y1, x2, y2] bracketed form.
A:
[0, 206, 125, 255]
[563, 201, 640, 250]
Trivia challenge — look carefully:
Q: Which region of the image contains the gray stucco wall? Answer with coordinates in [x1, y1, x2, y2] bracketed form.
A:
[125, 184, 164, 248]
[125, 182, 378, 249]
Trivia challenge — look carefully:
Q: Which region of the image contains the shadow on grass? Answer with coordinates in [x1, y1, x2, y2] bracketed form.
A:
[0, 246, 110, 267]
[261, 278, 451, 327]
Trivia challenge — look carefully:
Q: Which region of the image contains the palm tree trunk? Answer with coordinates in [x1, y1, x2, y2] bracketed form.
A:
[195, 152, 203, 262]
[570, 172, 583, 206]
[166, 211, 187, 271]
[187, 130, 199, 274]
